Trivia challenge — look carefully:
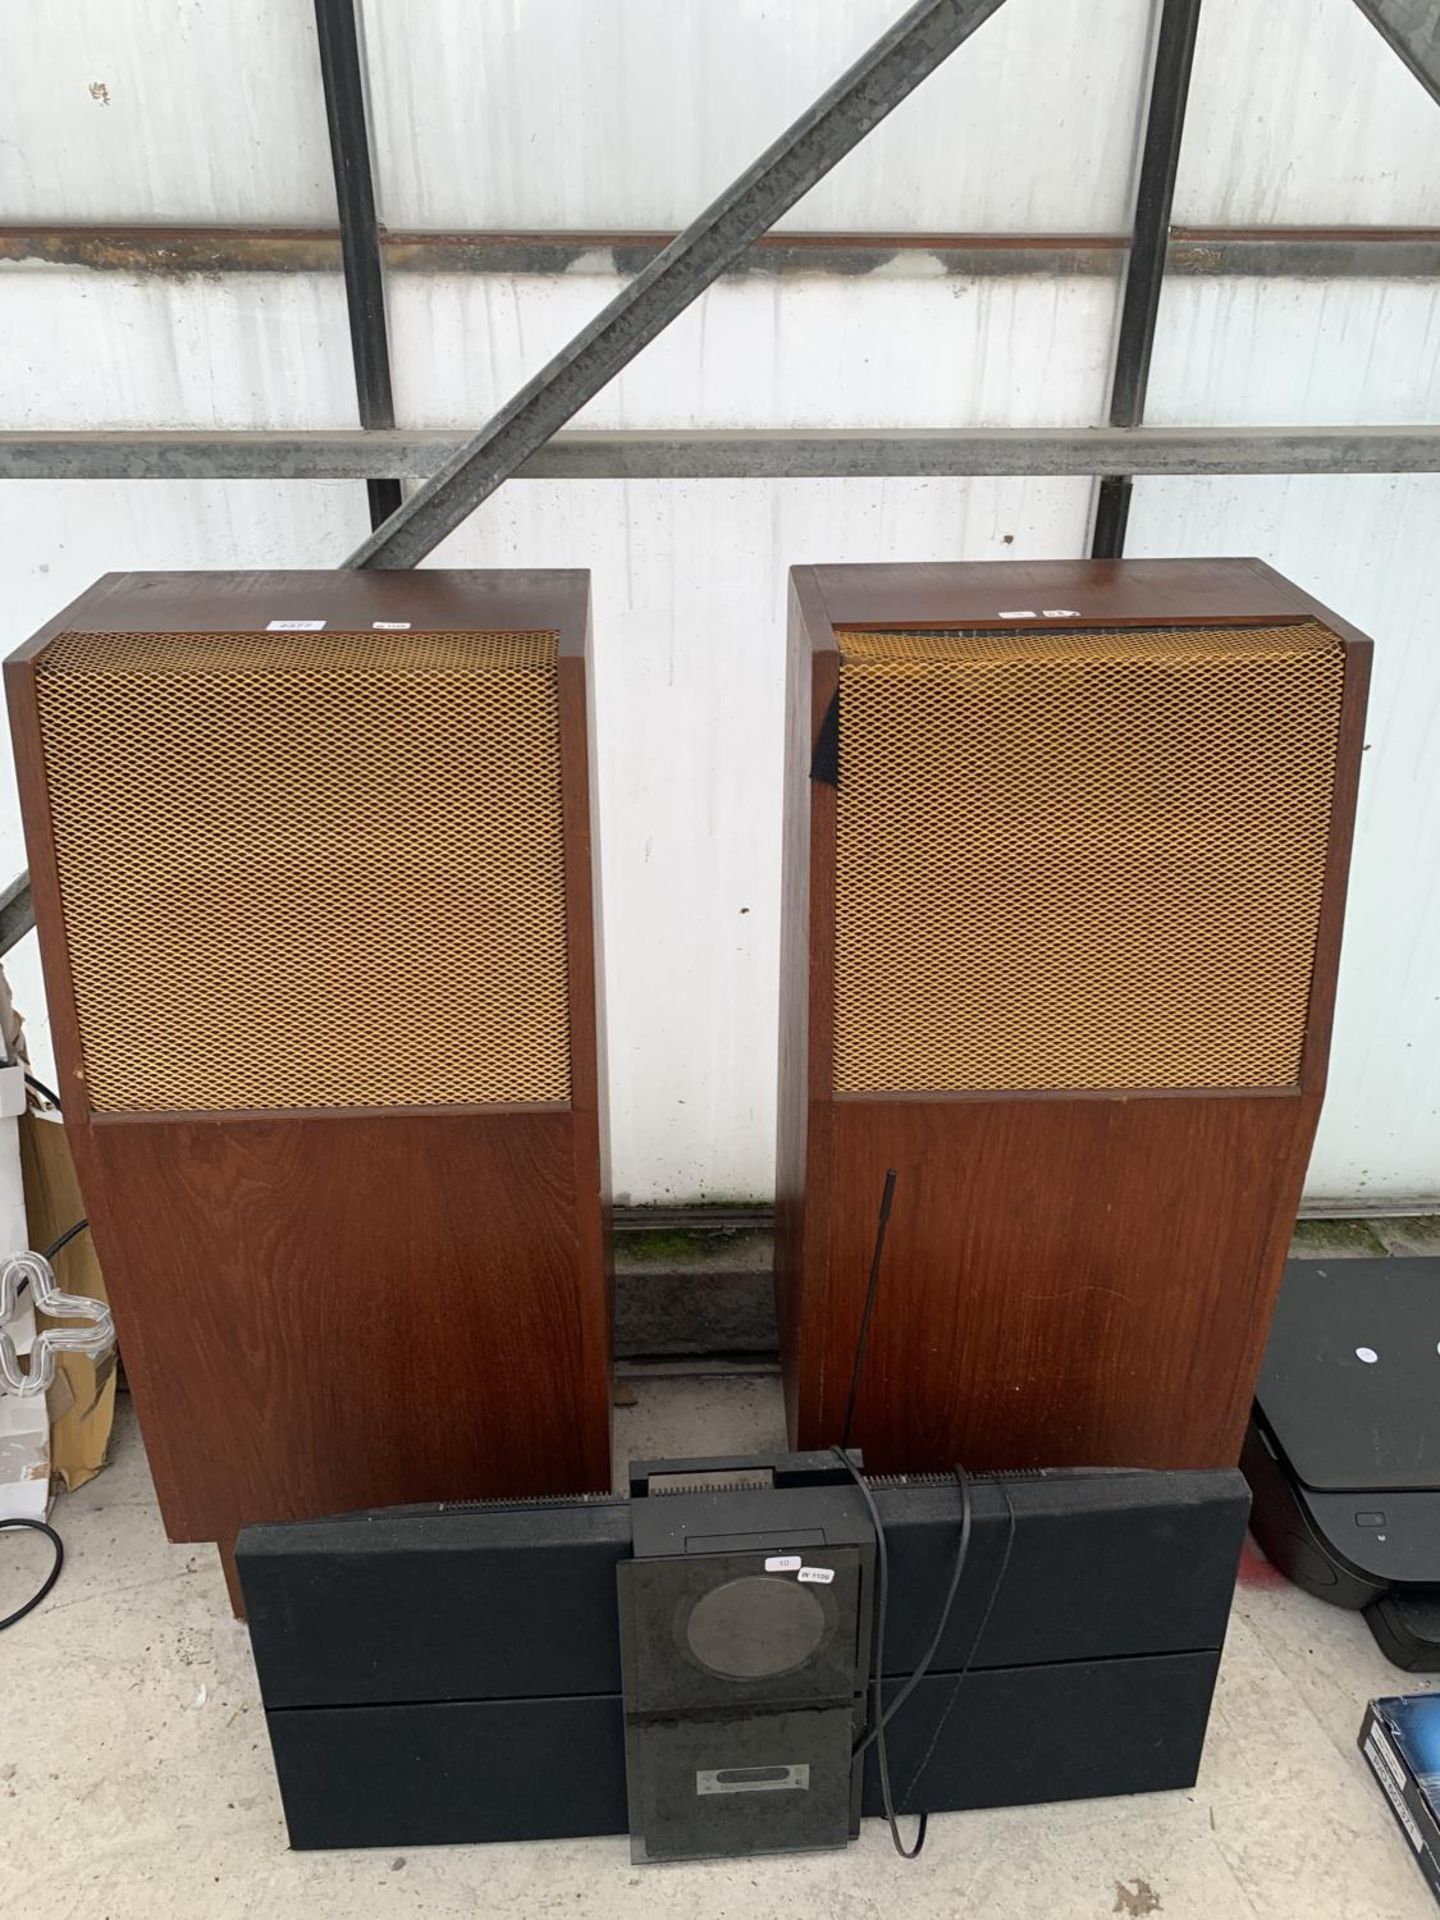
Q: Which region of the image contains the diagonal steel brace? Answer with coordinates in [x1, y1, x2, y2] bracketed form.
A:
[1353, 0, 1440, 109]
[344, 0, 1010, 568]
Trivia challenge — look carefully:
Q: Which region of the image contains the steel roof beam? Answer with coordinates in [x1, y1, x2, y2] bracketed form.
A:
[312, 0, 402, 527]
[1091, 0, 1203, 558]
[4, 425, 1438, 483]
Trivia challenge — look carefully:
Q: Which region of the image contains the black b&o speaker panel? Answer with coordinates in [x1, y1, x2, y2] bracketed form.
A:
[238, 1457, 1248, 1851]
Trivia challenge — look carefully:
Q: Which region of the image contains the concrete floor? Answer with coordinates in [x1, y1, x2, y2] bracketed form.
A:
[4, 1375, 1438, 1920]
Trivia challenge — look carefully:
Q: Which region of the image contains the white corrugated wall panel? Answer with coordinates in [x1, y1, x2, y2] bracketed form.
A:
[0, 270, 357, 429]
[1145, 278, 1440, 429]
[1, 264, 1116, 436]
[1174, 0, 1440, 227]
[387, 269, 1117, 429]
[362, 0, 1152, 233]
[0, 0, 334, 224]
[1127, 475, 1440, 1207]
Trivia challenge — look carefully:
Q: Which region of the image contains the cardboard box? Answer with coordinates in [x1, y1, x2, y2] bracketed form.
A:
[1361, 1695, 1440, 1905]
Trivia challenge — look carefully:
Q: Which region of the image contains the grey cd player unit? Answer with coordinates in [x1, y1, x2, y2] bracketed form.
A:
[618, 1462, 875, 1860]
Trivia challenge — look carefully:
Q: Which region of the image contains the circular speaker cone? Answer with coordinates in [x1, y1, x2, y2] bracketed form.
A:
[684, 1575, 827, 1679]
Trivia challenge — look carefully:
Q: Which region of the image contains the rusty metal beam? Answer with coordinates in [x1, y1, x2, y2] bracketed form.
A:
[7, 224, 1440, 279]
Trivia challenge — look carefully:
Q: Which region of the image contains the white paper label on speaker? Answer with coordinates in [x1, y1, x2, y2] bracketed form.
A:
[797, 1566, 835, 1585]
[1043, 608, 1081, 617]
[764, 1555, 802, 1573]
[265, 619, 326, 631]
[372, 621, 412, 630]
[997, 608, 1037, 619]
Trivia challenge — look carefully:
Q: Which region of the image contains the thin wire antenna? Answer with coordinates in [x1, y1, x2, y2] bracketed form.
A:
[840, 1168, 897, 1452]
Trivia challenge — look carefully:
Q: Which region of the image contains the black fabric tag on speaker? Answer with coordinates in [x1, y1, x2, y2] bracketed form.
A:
[810, 690, 839, 787]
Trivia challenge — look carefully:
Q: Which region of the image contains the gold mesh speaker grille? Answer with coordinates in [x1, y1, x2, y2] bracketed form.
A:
[35, 627, 571, 1111]
[833, 623, 1345, 1094]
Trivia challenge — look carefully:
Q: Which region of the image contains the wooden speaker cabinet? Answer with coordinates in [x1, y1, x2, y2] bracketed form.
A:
[7, 570, 612, 1600]
[777, 559, 1370, 1474]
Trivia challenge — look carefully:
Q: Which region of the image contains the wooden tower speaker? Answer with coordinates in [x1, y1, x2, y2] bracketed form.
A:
[777, 559, 1370, 1474]
[7, 570, 611, 1599]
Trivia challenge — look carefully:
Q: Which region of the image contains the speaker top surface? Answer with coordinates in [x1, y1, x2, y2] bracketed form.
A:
[6, 567, 589, 651]
[1258, 1258, 1440, 1493]
[803, 556, 1344, 634]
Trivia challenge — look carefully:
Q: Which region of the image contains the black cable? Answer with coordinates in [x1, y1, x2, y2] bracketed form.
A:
[853, 1463, 973, 1758]
[831, 1165, 1023, 1850]
[7, 1218, 93, 1318]
[0, 1517, 64, 1630]
[840, 1169, 896, 1452]
[901, 1482, 1018, 1808]
[835, 1165, 935, 1855]
[833, 1166, 991, 1853]
[43, 1218, 90, 1263]
[10, 1220, 91, 1305]
[834, 1445, 926, 1858]
[837, 1163, 973, 1750]
[838, 1457, 1020, 1854]
[23, 1071, 63, 1111]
